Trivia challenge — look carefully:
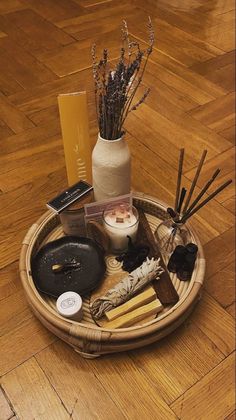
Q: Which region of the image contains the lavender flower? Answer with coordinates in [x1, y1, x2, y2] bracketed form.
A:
[91, 18, 154, 140]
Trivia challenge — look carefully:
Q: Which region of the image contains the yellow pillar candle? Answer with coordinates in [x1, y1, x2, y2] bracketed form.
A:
[58, 91, 92, 186]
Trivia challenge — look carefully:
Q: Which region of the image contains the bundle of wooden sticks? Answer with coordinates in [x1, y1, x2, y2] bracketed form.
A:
[169, 149, 232, 223]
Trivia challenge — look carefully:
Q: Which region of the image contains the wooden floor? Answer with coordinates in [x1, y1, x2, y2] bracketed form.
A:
[0, 0, 235, 418]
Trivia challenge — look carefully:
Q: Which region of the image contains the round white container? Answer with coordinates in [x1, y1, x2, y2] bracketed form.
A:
[56, 291, 83, 321]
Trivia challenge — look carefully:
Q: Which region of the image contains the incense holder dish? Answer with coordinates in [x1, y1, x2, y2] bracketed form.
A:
[31, 236, 106, 298]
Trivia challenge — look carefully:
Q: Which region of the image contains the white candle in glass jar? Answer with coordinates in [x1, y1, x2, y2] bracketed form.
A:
[103, 204, 139, 252]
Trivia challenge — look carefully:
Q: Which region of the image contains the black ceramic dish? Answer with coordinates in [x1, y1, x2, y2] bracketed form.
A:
[31, 236, 106, 298]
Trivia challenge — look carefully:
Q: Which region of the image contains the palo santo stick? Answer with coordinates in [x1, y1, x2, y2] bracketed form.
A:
[137, 209, 179, 305]
[104, 299, 163, 329]
[183, 149, 207, 213]
[174, 148, 184, 211]
[105, 286, 156, 321]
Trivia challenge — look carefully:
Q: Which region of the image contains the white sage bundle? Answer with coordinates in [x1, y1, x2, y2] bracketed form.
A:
[90, 257, 164, 319]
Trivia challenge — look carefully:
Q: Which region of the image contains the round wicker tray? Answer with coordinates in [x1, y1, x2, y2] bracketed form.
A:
[19, 192, 205, 358]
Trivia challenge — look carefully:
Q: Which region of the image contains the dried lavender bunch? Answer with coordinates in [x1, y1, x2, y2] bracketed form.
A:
[91, 18, 154, 140]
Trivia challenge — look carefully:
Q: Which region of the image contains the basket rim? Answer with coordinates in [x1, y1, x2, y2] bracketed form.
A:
[19, 192, 205, 342]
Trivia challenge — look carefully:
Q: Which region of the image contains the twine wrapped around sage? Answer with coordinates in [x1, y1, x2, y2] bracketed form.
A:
[90, 257, 164, 319]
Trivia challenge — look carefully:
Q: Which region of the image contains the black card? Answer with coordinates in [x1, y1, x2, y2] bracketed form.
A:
[47, 180, 93, 213]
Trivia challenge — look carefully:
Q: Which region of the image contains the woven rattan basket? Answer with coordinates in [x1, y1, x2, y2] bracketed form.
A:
[19, 192, 205, 358]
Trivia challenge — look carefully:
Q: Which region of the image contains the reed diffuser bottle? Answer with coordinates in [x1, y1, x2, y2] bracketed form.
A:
[155, 216, 191, 262]
[156, 147, 232, 262]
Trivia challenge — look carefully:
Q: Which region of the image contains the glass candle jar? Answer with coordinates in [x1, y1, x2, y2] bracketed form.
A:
[103, 203, 139, 253]
[60, 194, 92, 236]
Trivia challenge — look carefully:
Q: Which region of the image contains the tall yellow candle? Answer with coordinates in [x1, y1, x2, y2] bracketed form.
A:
[58, 91, 92, 186]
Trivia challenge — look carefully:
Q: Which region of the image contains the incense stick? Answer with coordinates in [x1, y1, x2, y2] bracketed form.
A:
[174, 148, 184, 212]
[182, 168, 221, 220]
[183, 149, 207, 213]
[181, 179, 232, 223]
[177, 187, 187, 214]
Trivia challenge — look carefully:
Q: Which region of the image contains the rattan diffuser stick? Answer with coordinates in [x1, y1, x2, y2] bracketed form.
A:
[174, 148, 185, 211]
[181, 179, 232, 223]
[172, 148, 232, 224]
[90, 257, 164, 319]
[182, 149, 207, 213]
[183, 168, 221, 219]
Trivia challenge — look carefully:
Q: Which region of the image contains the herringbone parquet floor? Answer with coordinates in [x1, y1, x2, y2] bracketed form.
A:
[0, 0, 235, 419]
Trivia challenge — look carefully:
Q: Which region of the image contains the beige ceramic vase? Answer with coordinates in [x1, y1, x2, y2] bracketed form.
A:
[92, 134, 131, 201]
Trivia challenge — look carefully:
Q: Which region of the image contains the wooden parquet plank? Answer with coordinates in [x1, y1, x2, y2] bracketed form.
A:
[171, 352, 235, 420]
[0, 121, 60, 156]
[191, 51, 235, 93]
[21, 0, 84, 22]
[144, 67, 199, 111]
[8, 68, 93, 112]
[0, 290, 31, 338]
[129, 103, 232, 162]
[188, 92, 235, 133]
[37, 32, 121, 77]
[191, 292, 235, 355]
[0, 0, 26, 14]
[205, 261, 235, 308]
[222, 196, 236, 214]
[0, 387, 14, 420]
[0, 262, 22, 302]
[219, 125, 235, 144]
[225, 412, 236, 420]
[0, 316, 55, 376]
[129, 320, 224, 405]
[144, 60, 227, 105]
[134, 0, 232, 36]
[0, 140, 65, 193]
[1, 358, 69, 419]
[0, 69, 24, 97]
[129, 18, 223, 68]
[195, 25, 235, 52]
[1, 9, 75, 56]
[204, 227, 235, 278]
[76, 0, 113, 7]
[69, 11, 143, 42]
[0, 30, 6, 38]
[0, 93, 34, 134]
[36, 341, 177, 419]
[0, 38, 56, 89]
[36, 341, 126, 419]
[0, 119, 13, 139]
[226, 303, 236, 318]
[197, 0, 235, 16]
[56, 1, 130, 29]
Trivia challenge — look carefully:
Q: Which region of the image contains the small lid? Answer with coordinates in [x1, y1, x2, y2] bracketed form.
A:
[185, 253, 197, 263]
[174, 245, 187, 255]
[46, 180, 93, 214]
[56, 291, 82, 318]
[186, 243, 198, 254]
